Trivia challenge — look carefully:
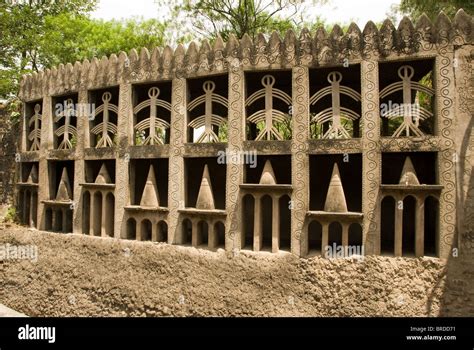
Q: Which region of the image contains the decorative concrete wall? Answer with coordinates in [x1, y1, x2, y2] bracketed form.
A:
[16, 10, 474, 261]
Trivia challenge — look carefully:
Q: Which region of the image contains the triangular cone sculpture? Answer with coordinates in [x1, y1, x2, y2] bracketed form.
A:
[324, 163, 348, 212]
[56, 168, 72, 201]
[95, 164, 112, 184]
[195, 165, 215, 209]
[140, 165, 160, 207]
[399, 157, 420, 185]
[259, 160, 277, 185]
[27, 165, 38, 183]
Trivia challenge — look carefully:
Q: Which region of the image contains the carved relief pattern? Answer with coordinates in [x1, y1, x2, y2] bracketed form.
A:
[436, 26, 457, 256]
[226, 68, 244, 244]
[291, 66, 310, 248]
[361, 60, 380, 254]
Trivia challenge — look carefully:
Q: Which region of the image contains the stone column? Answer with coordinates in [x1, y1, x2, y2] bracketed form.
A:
[394, 196, 403, 257]
[191, 219, 200, 247]
[151, 221, 158, 242]
[226, 66, 245, 250]
[291, 66, 310, 257]
[321, 223, 329, 258]
[73, 89, 87, 234]
[253, 194, 262, 251]
[101, 190, 108, 237]
[115, 83, 133, 238]
[415, 195, 425, 257]
[208, 220, 217, 249]
[435, 51, 457, 260]
[361, 60, 381, 255]
[342, 223, 349, 247]
[272, 195, 280, 253]
[37, 96, 53, 230]
[168, 77, 187, 244]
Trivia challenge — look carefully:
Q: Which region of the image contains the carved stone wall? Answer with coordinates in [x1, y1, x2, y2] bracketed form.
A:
[15, 10, 474, 261]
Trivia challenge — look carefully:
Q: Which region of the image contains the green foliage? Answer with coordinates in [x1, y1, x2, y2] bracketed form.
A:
[6, 98, 22, 125]
[397, 0, 473, 20]
[0, 1, 166, 99]
[218, 122, 228, 142]
[4, 206, 17, 223]
[0, 0, 98, 98]
[168, 0, 328, 40]
[40, 14, 166, 68]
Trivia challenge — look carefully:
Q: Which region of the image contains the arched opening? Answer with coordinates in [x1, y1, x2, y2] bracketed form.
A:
[93, 191, 103, 236]
[308, 220, 322, 256]
[157, 221, 168, 243]
[214, 221, 225, 249]
[197, 220, 208, 247]
[261, 195, 272, 251]
[45, 207, 53, 231]
[327, 222, 342, 258]
[348, 223, 363, 256]
[126, 218, 136, 240]
[140, 219, 152, 241]
[105, 192, 114, 237]
[279, 195, 291, 251]
[402, 195, 416, 256]
[54, 209, 63, 232]
[424, 196, 439, 257]
[31, 192, 38, 228]
[381, 196, 395, 255]
[242, 194, 254, 249]
[82, 191, 91, 235]
[181, 218, 192, 245]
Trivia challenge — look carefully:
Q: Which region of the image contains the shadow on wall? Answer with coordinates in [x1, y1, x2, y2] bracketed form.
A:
[428, 94, 474, 316]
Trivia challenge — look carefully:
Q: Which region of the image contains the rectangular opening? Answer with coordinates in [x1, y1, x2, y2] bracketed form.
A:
[184, 157, 226, 209]
[309, 154, 362, 212]
[129, 158, 169, 207]
[88, 86, 119, 148]
[379, 59, 435, 137]
[187, 74, 228, 143]
[132, 81, 172, 145]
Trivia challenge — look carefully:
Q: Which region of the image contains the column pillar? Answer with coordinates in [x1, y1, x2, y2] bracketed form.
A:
[321, 223, 329, 258]
[101, 190, 107, 237]
[115, 83, 133, 239]
[272, 195, 280, 253]
[191, 219, 200, 247]
[342, 223, 349, 248]
[415, 195, 425, 257]
[152, 221, 158, 242]
[394, 196, 403, 257]
[37, 96, 53, 230]
[291, 66, 310, 257]
[253, 194, 262, 251]
[168, 77, 187, 244]
[226, 66, 245, 250]
[209, 220, 218, 249]
[435, 51, 457, 259]
[361, 59, 381, 255]
[72, 89, 87, 234]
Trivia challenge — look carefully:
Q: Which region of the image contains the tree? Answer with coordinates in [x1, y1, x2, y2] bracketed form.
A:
[167, 0, 327, 40]
[40, 14, 166, 68]
[0, 1, 166, 98]
[0, 0, 98, 98]
[397, 0, 473, 21]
